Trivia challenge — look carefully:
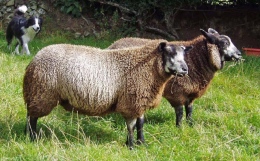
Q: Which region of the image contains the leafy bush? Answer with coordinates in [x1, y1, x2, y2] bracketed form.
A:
[54, 0, 82, 17]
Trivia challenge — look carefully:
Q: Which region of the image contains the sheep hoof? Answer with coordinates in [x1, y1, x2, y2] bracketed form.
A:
[29, 132, 38, 141]
[186, 119, 194, 127]
[136, 139, 145, 145]
[125, 140, 134, 150]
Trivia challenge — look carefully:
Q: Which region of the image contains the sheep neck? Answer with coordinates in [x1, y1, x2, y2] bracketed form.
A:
[188, 39, 218, 85]
[205, 40, 224, 70]
[115, 47, 171, 117]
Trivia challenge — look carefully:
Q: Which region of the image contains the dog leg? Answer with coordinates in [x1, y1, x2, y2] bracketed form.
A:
[6, 24, 13, 50]
[7, 45, 12, 51]
[7, 44, 11, 50]
[23, 43, 30, 55]
[15, 43, 20, 55]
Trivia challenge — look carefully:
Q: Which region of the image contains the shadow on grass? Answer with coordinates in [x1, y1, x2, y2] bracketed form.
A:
[0, 120, 27, 141]
[40, 114, 126, 144]
[0, 110, 175, 146]
[145, 109, 174, 125]
[0, 112, 128, 145]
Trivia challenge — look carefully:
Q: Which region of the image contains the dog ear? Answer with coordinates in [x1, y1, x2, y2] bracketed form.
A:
[39, 18, 43, 26]
[19, 19, 27, 27]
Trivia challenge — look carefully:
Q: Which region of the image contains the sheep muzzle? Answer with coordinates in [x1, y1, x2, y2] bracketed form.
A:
[168, 68, 188, 77]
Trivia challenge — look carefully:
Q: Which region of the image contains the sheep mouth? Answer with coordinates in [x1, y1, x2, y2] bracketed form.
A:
[169, 69, 188, 77]
[224, 54, 243, 62]
[233, 56, 243, 62]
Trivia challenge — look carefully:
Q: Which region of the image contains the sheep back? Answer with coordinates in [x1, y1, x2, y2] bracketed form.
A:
[108, 37, 166, 49]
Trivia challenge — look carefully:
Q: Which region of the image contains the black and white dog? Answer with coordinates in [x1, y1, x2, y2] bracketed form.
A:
[6, 5, 42, 55]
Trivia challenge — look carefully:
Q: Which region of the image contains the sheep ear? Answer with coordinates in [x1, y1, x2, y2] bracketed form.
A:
[158, 42, 167, 52]
[200, 29, 217, 44]
[182, 45, 193, 54]
[208, 28, 219, 35]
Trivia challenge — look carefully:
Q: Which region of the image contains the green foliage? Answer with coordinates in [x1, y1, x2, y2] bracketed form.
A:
[94, 9, 137, 38]
[52, 0, 259, 23]
[54, 0, 82, 17]
[0, 30, 259, 160]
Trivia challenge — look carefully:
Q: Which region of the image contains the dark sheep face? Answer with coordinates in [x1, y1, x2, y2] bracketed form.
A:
[159, 43, 192, 77]
[200, 28, 242, 61]
[217, 35, 242, 61]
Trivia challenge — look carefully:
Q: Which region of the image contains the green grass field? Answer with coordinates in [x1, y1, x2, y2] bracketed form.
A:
[0, 30, 259, 161]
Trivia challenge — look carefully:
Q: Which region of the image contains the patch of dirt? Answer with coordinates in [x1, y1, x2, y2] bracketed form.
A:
[42, 3, 96, 36]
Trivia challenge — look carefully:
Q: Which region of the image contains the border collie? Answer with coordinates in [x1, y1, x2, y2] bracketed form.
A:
[6, 5, 43, 55]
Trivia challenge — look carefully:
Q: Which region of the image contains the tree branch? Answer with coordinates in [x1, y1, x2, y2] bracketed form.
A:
[164, 9, 180, 39]
[89, 0, 137, 15]
[81, 15, 91, 26]
[144, 26, 178, 40]
[89, 0, 178, 40]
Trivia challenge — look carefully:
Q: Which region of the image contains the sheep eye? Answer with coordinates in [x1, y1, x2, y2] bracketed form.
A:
[171, 52, 177, 56]
[172, 50, 177, 55]
[220, 41, 228, 47]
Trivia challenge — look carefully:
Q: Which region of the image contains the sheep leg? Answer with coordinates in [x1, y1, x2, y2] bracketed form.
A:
[185, 102, 194, 126]
[136, 114, 145, 144]
[175, 106, 183, 127]
[25, 114, 38, 141]
[125, 118, 137, 150]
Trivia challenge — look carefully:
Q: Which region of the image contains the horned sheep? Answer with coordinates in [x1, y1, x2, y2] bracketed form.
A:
[107, 28, 242, 143]
[23, 41, 193, 149]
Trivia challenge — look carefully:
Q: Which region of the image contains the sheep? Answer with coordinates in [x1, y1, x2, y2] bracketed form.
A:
[23, 41, 193, 149]
[107, 28, 242, 143]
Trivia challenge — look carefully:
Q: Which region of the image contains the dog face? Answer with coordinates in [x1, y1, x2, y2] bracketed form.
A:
[26, 17, 42, 33]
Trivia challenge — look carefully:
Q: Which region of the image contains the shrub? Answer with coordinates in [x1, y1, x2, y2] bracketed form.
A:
[54, 0, 82, 17]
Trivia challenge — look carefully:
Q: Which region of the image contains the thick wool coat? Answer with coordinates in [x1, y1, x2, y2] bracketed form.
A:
[108, 36, 222, 108]
[23, 42, 172, 120]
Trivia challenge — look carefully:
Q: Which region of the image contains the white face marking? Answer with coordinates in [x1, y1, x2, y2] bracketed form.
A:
[226, 38, 236, 52]
[164, 46, 188, 75]
[164, 64, 170, 73]
[223, 36, 241, 59]
[32, 18, 40, 33]
[165, 46, 172, 52]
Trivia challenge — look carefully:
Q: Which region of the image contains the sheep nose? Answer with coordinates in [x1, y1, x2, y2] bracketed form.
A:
[182, 64, 188, 72]
[182, 67, 188, 72]
[237, 50, 242, 56]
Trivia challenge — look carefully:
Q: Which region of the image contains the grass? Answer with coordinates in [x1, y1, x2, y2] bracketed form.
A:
[0, 29, 259, 161]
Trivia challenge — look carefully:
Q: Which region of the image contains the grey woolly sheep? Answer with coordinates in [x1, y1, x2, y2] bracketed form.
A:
[23, 41, 193, 149]
[107, 28, 242, 143]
